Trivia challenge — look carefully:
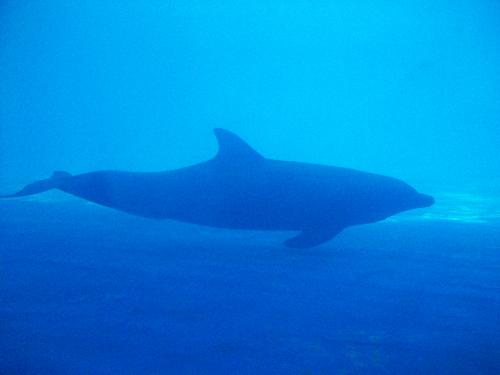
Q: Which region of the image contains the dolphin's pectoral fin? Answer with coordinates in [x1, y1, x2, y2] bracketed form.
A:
[283, 226, 345, 248]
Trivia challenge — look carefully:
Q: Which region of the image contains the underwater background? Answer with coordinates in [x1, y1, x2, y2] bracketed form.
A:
[1, 1, 499, 374]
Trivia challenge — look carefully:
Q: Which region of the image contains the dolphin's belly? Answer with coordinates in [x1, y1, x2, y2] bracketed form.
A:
[164, 171, 387, 230]
[153, 174, 331, 230]
[156, 189, 306, 230]
[59, 165, 390, 231]
[60, 170, 304, 229]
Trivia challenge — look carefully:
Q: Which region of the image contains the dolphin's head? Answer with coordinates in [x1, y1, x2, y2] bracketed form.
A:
[358, 177, 435, 223]
[338, 176, 435, 225]
[386, 181, 435, 215]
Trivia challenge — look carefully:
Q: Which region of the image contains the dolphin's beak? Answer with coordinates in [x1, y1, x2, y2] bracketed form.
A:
[416, 193, 435, 208]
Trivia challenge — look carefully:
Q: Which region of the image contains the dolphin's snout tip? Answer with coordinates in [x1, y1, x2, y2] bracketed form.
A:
[418, 193, 434, 207]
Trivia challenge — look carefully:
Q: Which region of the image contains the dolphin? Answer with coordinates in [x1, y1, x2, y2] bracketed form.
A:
[0, 129, 434, 247]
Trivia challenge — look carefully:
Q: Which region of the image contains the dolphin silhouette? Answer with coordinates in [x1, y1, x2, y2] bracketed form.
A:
[0, 129, 434, 247]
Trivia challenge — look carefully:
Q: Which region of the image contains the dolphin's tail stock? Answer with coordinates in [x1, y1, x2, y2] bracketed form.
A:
[0, 171, 72, 198]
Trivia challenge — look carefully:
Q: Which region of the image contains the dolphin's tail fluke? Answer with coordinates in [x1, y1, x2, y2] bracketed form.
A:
[0, 171, 71, 198]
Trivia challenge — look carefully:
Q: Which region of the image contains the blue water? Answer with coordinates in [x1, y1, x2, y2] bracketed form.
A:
[1, 198, 499, 374]
[1, 1, 500, 374]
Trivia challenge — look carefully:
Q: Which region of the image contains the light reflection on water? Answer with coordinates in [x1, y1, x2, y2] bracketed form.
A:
[394, 191, 500, 224]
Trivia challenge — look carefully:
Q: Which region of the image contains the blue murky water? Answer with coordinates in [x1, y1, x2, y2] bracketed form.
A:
[1, 191, 499, 374]
[1, 1, 499, 374]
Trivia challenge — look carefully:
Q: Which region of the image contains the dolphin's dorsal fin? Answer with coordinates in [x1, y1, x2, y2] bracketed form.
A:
[213, 128, 264, 162]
